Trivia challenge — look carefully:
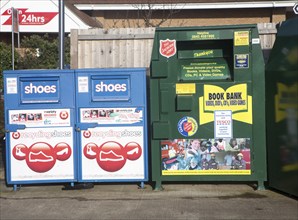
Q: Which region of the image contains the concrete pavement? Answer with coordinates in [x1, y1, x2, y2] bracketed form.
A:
[1, 180, 298, 220]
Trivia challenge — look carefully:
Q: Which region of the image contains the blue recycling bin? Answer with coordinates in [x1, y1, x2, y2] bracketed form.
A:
[4, 70, 77, 189]
[75, 68, 148, 184]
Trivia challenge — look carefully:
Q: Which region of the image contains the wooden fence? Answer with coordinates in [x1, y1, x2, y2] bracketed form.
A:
[70, 28, 155, 69]
[71, 24, 277, 69]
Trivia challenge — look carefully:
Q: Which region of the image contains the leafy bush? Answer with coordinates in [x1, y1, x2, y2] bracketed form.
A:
[0, 34, 70, 134]
[18, 34, 70, 69]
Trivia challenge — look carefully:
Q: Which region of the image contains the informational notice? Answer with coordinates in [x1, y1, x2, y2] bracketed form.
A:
[181, 58, 230, 80]
[176, 83, 196, 95]
[6, 77, 18, 94]
[234, 31, 249, 46]
[214, 111, 233, 138]
[187, 31, 220, 40]
[78, 77, 89, 93]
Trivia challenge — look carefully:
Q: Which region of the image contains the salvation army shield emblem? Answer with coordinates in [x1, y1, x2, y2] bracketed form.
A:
[159, 39, 176, 58]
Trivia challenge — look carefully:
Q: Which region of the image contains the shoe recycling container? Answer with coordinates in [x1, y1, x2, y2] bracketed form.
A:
[75, 68, 148, 185]
[4, 69, 77, 190]
[266, 17, 298, 197]
[150, 24, 267, 190]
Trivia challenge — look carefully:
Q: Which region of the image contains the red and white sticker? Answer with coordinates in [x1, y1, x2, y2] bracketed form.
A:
[60, 111, 69, 120]
[0, 0, 90, 32]
[159, 39, 176, 58]
[1, 8, 58, 26]
[83, 130, 92, 138]
[12, 132, 20, 139]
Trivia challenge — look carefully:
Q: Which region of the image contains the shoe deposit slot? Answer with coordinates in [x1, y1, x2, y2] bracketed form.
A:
[150, 24, 267, 190]
[4, 69, 77, 190]
[75, 68, 148, 185]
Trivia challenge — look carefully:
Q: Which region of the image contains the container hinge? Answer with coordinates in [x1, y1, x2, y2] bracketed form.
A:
[5, 124, 26, 133]
[75, 123, 98, 132]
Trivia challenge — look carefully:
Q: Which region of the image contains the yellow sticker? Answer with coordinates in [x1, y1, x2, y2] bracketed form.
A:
[275, 83, 298, 122]
[199, 84, 253, 125]
[234, 31, 249, 46]
[176, 83, 196, 94]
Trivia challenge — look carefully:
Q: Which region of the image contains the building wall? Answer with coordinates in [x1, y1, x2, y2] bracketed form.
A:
[91, 8, 286, 28]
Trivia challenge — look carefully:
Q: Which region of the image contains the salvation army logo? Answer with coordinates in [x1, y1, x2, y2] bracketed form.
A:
[12, 142, 72, 173]
[178, 117, 198, 137]
[60, 111, 69, 120]
[83, 141, 142, 172]
[159, 39, 177, 58]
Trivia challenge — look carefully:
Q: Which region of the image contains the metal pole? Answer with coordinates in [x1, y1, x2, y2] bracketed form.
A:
[17, 10, 20, 48]
[59, 0, 65, 69]
[12, 8, 15, 70]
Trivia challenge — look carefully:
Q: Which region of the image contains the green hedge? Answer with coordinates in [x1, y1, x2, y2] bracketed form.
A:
[0, 34, 70, 134]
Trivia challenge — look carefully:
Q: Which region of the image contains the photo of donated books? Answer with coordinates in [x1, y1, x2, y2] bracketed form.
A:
[161, 138, 251, 172]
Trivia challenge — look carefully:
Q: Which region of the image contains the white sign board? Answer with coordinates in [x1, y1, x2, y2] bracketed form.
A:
[214, 110, 233, 138]
[0, 0, 90, 32]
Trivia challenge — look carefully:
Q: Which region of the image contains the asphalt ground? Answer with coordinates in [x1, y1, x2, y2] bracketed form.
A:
[0, 146, 297, 220]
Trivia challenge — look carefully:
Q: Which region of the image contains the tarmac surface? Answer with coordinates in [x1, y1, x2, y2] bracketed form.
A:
[0, 148, 297, 220]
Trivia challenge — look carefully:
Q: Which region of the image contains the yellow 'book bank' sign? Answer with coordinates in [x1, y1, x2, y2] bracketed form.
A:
[199, 84, 253, 125]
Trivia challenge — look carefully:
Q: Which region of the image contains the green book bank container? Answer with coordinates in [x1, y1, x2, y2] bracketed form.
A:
[150, 24, 267, 190]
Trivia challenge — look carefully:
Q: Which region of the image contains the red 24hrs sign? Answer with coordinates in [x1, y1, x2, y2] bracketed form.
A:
[2, 8, 58, 26]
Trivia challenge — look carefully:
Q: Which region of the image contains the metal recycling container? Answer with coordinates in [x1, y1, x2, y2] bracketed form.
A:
[150, 24, 267, 190]
[266, 17, 298, 197]
[75, 68, 148, 184]
[4, 69, 77, 189]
